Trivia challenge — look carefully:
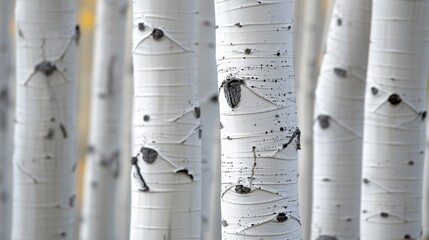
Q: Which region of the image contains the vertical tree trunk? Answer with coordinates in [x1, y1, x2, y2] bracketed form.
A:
[424, 123, 429, 240]
[0, 0, 12, 239]
[13, 0, 78, 239]
[361, 0, 429, 239]
[311, 0, 372, 239]
[198, 0, 221, 239]
[130, 0, 201, 239]
[295, 1, 324, 238]
[80, 0, 128, 239]
[215, 0, 301, 239]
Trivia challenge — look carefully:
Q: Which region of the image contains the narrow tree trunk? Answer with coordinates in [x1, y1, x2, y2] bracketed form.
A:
[215, 0, 301, 239]
[80, 0, 128, 239]
[13, 0, 78, 239]
[424, 122, 429, 240]
[198, 0, 221, 239]
[361, 0, 429, 239]
[130, 0, 201, 239]
[0, 0, 12, 239]
[311, 0, 372, 239]
[295, 1, 324, 238]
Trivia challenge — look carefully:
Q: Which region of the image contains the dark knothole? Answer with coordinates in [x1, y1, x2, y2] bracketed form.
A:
[59, 124, 68, 138]
[371, 87, 378, 95]
[363, 178, 370, 184]
[138, 22, 145, 31]
[221, 219, 229, 227]
[388, 93, 401, 105]
[404, 234, 411, 239]
[35, 61, 57, 76]
[317, 115, 331, 129]
[151, 28, 164, 40]
[143, 114, 150, 121]
[235, 22, 242, 27]
[337, 18, 342, 26]
[317, 236, 338, 240]
[276, 213, 288, 222]
[333, 67, 347, 78]
[175, 169, 194, 180]
[235, 184, 251, 194]
[221, 78, 244, 109]
[421, 111, 427, 120]
[244, 48, 251, 54]
[380, 212, 389, 218]
[194, 107, 201, 118]
[140, 147, 158, 164]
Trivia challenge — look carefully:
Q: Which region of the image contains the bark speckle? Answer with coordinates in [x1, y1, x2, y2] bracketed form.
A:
[371, 87, 378, 95]
[317, 115, 330, 129]
[235, 184, 251, 194]
[388, 93, 401, 105]
[59, 123, 68, 138]
[151, 28, 164, 40]
[333, 67, 347, 78]
[143, 114, 150, 121]
[221, 78, 244, 109]
[138, 22, 145, 31]
[44, 128, 55, 140]
[140, 147, 158, 164]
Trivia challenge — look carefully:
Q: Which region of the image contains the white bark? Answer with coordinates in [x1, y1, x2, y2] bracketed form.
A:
[215, 0, 301, 239]
[80, 0, 128, 239]
[311, 0, 372, 239]
[361, 0, 429, 239]
[295, 1, 324, 238]
[424, 120, 429, 240]
[0, 0, 12, 239]
[13, 0, 78, 239]
[198, 0, 221, 239]
[130, 0, 201, 239]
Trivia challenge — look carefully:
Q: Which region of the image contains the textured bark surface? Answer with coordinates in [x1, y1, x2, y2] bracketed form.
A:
[13, 0, 78, 239]
[215, 0, 301, 239]
[0, 0, 12, 239]
[80, 0, 128, 239]
[311, 0, 372, 239]
[198, 0, 222, 239]
[361, 0, 429, 239]
[130, 0, 201, 239]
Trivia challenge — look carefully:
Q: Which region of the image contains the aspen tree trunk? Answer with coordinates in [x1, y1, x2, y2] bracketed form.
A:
[361, 0, 429, 239]
[198, 0, 221, 239]
[424, 123, 429, 240]
[0, 0, 12, 239]
[13, 0, 78, 239]
[80, 0, 128, 239]
[215, 0, 301, 239]
[295, 1, 324, 238]
[311, 0, 372, 239]
[130, 0, 201, 239]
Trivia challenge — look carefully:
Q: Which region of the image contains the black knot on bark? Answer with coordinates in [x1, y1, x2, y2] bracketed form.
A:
[35, 61, 56, 76]
[138, 22, 145, 31]
[194, 107, 201, 118]
[234, 184, 251, 194]
[151, 28, 164, 40]
[388, 93, 401, 105]
[371, 87, 378, 95]
[140, 147, 158, 164]
[380, 212, 389, 218]
[276, 213, 288, 222]
[333, 68, 347, 78]
[317, 115, 331, 129]
[221, 78, 244, 109]
[317, 236, 338, 240]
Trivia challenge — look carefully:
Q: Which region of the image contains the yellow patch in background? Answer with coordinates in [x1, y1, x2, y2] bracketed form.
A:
[79, 8, 95, 31]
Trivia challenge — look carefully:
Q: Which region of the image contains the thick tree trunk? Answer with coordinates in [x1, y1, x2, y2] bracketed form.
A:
[311, 0, 372, 239]
[80, 0, 128, 239]
[130, 0, 201, 239]
[198, 0, 221, 239]
[0, 0, 12, 239]
[13, 0, 78, 239]
[361, 0, 429, 239]
[215, 0, 301, 239]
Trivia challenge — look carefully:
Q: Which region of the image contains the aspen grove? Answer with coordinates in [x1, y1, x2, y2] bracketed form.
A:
[0, 0, 428, 239]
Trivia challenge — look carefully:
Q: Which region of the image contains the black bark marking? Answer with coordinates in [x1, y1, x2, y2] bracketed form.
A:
[210, 94, 219, 102]
[322, 178, 331, 182]
[221, 219, 228, 227]
[71, 162, 77, 172]
[380, 212, 389, 218]
[408, 161, 414, 166]
[220, 122, 224, 129]
[99, 56, 117, 98]
[276, 213, 288, 222]
[280, 127, 284, 131]
[194, 107, 201, 118]
[234, 22, 242, 27]
[175, 169, 194, 180]
[151, 28, 164, 40]
[18, 28, 24, 38]
[235, 185, 251, 194]
[276, 51, 281, 57]
[420, 111, 426, 120]
[140, 147, 158, 164]
[44, 128, 55, 140]
[221, 78, 244, 109]
[143, 114, 150, 121]
[244, 48, 251, 54]
[363, 178, 370, 184]
[35, 61, 57, 76]
[131, 157, 149, 191]
[337, 18, 342, 26]
[371, 87, 378, 95]
[0, 88, 7, 130]
[198, 129, 202, 139]
[69, 195, 75, 207]
[138, 22, 145, 31]
[333, 67, 347, 78]
[388, 94, 401, 105]
[404, 234, 411, 239]
[61, 232, 67, 237]
[100, 150, 120, 178]
[282, 128, 301, 150]
[75, 25, 80, 45]
[317, 115, 330, 129]
[59, 124, 68, 138]
[91, 181, 98, 189]
[317, 236, 338, 240]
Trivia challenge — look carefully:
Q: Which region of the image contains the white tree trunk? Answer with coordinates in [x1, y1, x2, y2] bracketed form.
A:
[80, 0, 128, 239]
[361, 0, 429, 239]
[130, 0, 201, 239]
[424, 121, 429, 240]
[311, 0, 372, 239]
[13, 0, 78, 239]
[295, 1, 324, 238]
[215, 0, 301, 239]
[0, 0, 12, 239]
[198, 0, 221, 239]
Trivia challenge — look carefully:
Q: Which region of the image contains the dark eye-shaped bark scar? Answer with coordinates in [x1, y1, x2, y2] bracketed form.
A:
[131, 156, 149, 192]
[174, 168, 194, 180]
[100, 150, 120, 178]
[220, 78, 244, 109]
